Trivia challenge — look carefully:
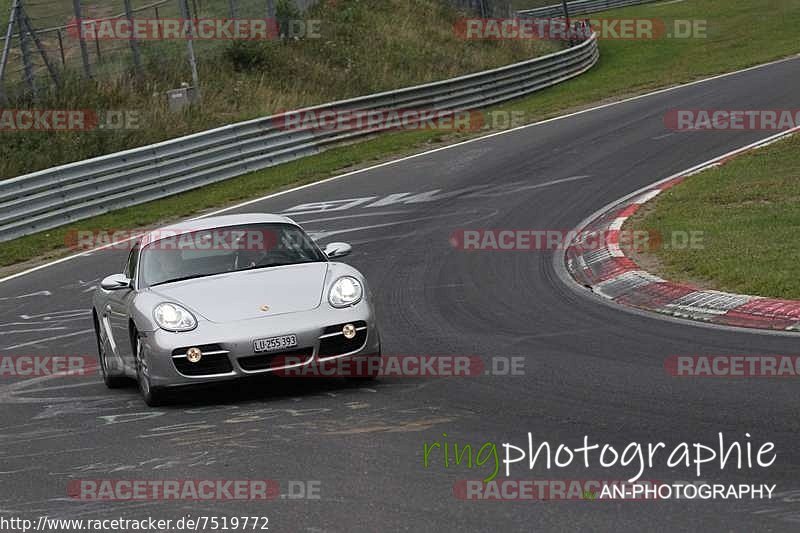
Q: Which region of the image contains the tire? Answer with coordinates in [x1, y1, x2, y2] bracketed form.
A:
[134, 334, 167, 407]
[93, 314, 128, 389]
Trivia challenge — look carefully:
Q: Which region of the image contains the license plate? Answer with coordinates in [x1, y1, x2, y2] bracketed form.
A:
[253, 334, 298, 353]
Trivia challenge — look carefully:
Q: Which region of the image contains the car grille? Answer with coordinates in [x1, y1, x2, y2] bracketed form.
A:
[319, 321, 368, 359]
[238, 347, 313, 372]
[171, 344, 233, 376]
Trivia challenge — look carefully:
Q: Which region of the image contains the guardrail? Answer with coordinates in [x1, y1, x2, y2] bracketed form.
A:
[0, 34, 598, 243]
[518, 0, 659, 17]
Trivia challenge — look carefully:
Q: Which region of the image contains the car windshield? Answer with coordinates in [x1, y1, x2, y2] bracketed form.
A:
[138, 223, 326, 288]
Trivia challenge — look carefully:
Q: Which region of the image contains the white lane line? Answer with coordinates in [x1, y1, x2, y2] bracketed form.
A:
[294, 210, 411, 224]
[310, 211, 477, 240]
[3, 329, 93, 350]
[1, 54, 798, 286]
[348, 208, 500, 246]
[0, 318, 88, 327]
[18, 310, 89, 320]
[0, 291, 52, 300]
[0, 328, 68, 335]
[462, 175, 592, 198]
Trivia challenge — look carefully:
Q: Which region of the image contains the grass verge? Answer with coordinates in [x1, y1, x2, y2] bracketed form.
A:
[626, 133, 800, 300]
[0, 0, 555, 178]
[2, 0, 800, 274]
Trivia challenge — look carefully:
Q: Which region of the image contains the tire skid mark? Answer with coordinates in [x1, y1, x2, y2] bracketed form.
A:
[51, 450, 220, 476]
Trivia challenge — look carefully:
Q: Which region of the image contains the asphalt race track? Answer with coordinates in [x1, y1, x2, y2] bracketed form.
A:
[2, 57, 800, 531]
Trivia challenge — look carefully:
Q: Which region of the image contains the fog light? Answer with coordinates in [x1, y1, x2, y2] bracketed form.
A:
[342, 323, 357, 339]
[186, 347, 203, 363]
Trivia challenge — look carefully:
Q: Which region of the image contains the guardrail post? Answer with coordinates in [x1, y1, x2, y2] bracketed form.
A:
[94, 33, 102, 62]
[561, 0, 571, 21]
[123, 0, 143, 80]
[16, 0, 36, 99]
[20, 12, 62, 89]
[56, 29, 66, 67]
[0, 0, 19, 104]
[179, 0, 201, 100]
[72, 0, 92, 78]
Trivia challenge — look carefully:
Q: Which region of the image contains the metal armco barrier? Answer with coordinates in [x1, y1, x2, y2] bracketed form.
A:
[518, 0, 660, 17]
[0, 34, 598, 243]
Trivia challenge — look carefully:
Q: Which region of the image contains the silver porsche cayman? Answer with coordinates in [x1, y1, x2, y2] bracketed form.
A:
[92, 213, 381, 406]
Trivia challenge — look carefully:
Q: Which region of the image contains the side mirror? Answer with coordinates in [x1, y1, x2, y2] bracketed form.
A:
[323, 242, 352, 259]
[101, 273, 131, 291]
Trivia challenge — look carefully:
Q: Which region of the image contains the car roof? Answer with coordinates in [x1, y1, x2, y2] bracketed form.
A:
[139, 213, 298, 247]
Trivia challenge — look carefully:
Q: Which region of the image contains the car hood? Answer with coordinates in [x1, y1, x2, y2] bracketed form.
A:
[149, 262, 329, 323]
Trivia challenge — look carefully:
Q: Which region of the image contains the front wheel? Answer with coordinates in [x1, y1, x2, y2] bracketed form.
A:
[134, 335, 167, 407]
[94, 315, 127, 389]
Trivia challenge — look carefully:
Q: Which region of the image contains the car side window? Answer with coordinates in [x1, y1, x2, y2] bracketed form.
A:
[124, 243, 140, 282]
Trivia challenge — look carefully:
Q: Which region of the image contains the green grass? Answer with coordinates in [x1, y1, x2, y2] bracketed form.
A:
[1, 0, 800, 273]
[0, 0, 555, 178]
[626, 134, 800, 299]
[511, 0, 562, 10]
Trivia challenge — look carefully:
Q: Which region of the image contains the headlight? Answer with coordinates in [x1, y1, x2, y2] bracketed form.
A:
[154, 302, 197, 332]
[328, 276, 363, 308]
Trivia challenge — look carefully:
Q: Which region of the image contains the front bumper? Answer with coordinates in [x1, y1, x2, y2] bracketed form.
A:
[140, 302, 380, 388]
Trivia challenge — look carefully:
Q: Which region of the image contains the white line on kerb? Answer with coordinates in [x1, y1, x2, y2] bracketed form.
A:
[1, 53, 798, 285]
[553, 126, 800, 336]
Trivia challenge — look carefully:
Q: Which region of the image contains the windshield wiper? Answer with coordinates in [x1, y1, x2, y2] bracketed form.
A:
[150, 273, 212, 287]
[248, 259, 319, 270]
